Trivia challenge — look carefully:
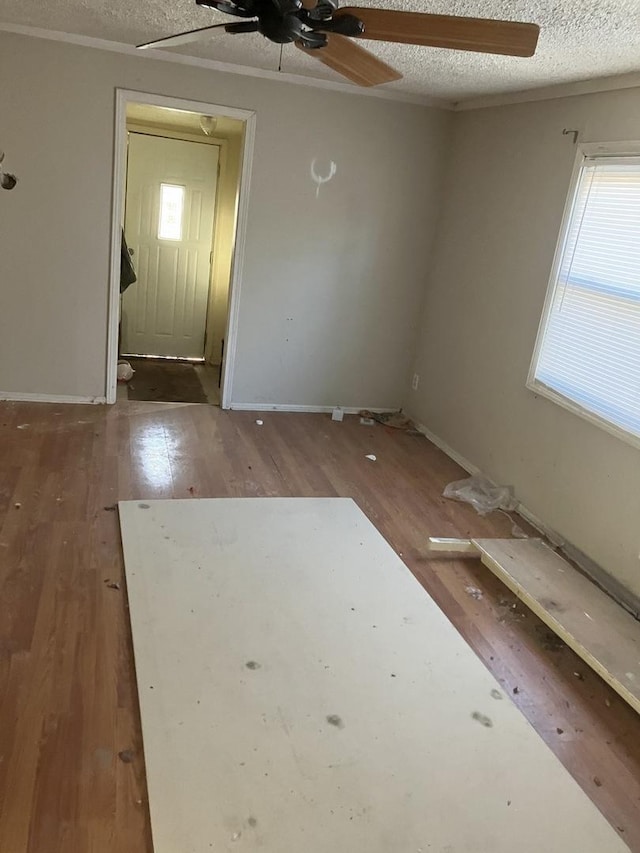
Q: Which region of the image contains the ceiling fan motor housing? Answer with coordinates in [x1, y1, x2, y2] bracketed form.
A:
[195, 0, 360, 45]
[259, 2, 305, 42]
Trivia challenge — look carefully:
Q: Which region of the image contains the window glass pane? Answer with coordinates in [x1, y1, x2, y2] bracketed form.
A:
[532, 157, 640, 441]
[158, 184, 185, 241]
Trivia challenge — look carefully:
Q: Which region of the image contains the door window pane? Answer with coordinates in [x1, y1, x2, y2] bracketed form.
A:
[158, 183, 185, 241]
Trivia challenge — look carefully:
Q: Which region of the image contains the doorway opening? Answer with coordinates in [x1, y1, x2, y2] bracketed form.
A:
[107, 91, 256, 407]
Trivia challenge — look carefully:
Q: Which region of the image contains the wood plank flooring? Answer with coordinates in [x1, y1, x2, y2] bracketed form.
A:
[0, 400, 639, 852]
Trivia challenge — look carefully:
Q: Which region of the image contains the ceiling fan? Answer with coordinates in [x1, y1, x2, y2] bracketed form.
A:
[137, 1, 540, 87]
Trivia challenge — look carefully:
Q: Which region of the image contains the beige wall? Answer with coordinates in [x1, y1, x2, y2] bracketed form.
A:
[0, 31, 449, 407]
[408, 88, 640, 598]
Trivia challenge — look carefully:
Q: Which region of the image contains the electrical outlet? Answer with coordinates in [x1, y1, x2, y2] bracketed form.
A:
[412, 373, 420, 391]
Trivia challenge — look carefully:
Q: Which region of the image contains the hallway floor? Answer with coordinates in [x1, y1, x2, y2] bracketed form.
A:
[117, 359, 220, 405]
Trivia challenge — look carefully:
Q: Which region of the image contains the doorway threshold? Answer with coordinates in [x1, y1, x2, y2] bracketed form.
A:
[120, 353, 206, 364]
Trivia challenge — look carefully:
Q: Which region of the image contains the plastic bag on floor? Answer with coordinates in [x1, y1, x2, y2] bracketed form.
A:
[443, 475, 517, 516]
[117, 360, 134, 382]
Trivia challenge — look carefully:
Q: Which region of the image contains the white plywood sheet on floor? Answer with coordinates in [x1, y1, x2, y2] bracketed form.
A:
[119, 498, 627, 853]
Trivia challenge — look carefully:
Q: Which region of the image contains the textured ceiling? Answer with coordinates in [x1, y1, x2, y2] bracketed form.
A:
[2, 0, 640, 100]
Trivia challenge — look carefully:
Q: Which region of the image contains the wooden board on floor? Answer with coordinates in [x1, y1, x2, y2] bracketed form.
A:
[119, 498, 627, 853]
[473, 537, 640, 715]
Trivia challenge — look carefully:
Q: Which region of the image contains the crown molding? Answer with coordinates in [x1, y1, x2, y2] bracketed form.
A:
[454, 71, 640, 111]
[0, 22, 449, 110]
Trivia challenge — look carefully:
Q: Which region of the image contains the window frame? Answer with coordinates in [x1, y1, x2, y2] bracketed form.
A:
[527, 141, 640, 451]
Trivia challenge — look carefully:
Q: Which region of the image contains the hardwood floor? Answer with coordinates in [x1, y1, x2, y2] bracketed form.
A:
[0, 400, 638, 852]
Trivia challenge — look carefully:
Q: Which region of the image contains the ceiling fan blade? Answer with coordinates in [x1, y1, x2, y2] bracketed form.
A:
[296, 33, 402, 87]
[337, 8, 539, 57]
[136, 23, 230, 50]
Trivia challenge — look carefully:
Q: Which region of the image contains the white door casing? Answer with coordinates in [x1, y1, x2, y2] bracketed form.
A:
[121, 133, 219, 359]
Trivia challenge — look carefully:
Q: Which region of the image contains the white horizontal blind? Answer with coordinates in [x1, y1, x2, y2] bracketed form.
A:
[533, 156, 640, 440]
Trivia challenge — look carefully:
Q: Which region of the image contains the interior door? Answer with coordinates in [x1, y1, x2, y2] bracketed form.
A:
[121, 133, 219, 359]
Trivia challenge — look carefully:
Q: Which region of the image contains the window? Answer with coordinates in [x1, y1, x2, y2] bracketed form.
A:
[158, 183, 185, 241]
[529, 145, 640, 447]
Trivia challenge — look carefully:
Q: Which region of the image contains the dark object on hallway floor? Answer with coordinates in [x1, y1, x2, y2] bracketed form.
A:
[126, 358, 208, 404]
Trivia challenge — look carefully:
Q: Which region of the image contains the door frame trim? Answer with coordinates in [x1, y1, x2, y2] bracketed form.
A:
[107, 88, 256, 408]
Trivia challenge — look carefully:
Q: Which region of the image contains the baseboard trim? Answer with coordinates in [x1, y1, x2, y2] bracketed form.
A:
[415, 422, 481, 476]
[228, 403, 398, 414]
[415, 420, 640, 620]
[0, 391, 106, 405]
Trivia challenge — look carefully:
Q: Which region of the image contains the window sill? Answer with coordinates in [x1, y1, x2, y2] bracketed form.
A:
[526, 378, 640, 453]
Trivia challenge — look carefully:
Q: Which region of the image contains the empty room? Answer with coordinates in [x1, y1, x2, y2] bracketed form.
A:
[1, 1, 639, 851]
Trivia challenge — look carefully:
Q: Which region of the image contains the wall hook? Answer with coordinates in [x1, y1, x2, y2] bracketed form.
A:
[562, 129, 580, 145]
